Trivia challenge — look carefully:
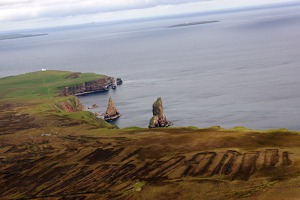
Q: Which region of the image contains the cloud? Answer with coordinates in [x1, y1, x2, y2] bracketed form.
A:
[0, 0, 290, 31]
[0, 0, 206, 21]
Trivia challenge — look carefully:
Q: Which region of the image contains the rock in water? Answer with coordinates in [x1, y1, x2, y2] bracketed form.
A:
[104, 97, 121, 121]
[149, 97, 172, 128]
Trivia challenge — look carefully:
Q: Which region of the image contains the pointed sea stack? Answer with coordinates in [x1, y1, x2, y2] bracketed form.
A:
[104, 97, 121, 121]
[149, 97, 172, 128]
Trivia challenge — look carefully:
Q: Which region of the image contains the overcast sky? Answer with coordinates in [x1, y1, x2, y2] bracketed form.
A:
[0, 0, 293, 31]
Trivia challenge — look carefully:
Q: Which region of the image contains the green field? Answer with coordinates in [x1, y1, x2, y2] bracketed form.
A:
[0, 70, 106, 99]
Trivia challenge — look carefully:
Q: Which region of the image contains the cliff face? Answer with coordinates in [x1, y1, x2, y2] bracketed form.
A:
[54, 97, 83, 112]
[149, 97, 172, 128]
[61, 77, 114, 96]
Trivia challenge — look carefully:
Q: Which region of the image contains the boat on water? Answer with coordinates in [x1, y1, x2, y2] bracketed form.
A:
[104, 97, 121, 121]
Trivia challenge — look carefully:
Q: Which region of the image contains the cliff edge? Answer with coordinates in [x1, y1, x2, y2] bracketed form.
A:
[0, 70, 116, 133]
[61, 72, 114, 96]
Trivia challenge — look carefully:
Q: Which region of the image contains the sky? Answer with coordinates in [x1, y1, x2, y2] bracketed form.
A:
[0, 0, 294, 32]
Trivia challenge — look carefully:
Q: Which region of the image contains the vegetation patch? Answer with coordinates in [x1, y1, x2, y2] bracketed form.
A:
[0, 70, 114, 130]
[233, 181, 278, 198]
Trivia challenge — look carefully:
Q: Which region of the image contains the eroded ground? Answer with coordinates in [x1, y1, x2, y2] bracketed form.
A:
[0, 127, 299, 200]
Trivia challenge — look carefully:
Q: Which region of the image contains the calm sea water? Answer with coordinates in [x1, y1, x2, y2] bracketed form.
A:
[1, 4, 300, 129]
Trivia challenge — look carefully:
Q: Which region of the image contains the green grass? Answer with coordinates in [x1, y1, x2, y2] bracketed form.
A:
[123, 126, 144, 130]
[0, 70, 106, 99]
[0, 70, 114, 129]
[133, 181, 146, 192]
[56, 111, 116, 128]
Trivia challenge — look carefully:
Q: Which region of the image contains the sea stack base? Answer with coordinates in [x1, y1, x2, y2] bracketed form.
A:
[104, 97, 121, 121]
[149, 97, 172, 128]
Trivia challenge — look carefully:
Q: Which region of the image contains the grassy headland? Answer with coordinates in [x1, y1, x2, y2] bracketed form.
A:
[0, 70, 299, 200]
[0, 70, 115, 134]
[0, 70, 106, 99]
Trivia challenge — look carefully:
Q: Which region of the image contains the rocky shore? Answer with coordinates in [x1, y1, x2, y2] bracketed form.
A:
[61, 76, 115, 96]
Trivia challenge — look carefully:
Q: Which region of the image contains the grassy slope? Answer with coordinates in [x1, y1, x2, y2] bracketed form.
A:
[0, 71, 299, 200]
[0, 70, 115, 131]
[0, 70, 105, 99]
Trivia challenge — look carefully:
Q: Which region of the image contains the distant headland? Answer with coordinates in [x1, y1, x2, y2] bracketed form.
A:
[0, 33, 48, 41]
[168, 20, 219, 28]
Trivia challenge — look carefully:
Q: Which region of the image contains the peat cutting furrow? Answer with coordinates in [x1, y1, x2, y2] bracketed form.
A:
[221, 151, 240, 175]
[1, 156, 47, 176]
[0, 159, 55, 195]
[151, 156, 186, 178]
[81, 147, 124, 164]
[58, 195, 86, 200]
[38, 167, 94, 197]
[106, 162, 137, 187]
[63, 164, 116, 194]
[31, 164, 79, 197]
[211, 150, 240, 176]
[137, 160, 169, 179]
[181, 165, 194, 177]
[190, 152, 217, 176]
[0, 163, 76, 198]
[0, 148, 295, 198]
[122, 162, 153, 180]
[233, 152, 259, 181]
[264, 149, 279, 168]
[121, 148, 142, 162]
[282, 151, 293, 166]
[0, 112, 38, 135]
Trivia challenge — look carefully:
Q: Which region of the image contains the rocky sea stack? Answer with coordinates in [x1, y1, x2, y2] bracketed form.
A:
[149, 97, 172, 128]
[104, 97, 121, 121]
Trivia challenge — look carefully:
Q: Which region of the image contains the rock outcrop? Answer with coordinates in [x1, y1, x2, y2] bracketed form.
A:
[61, 77, 114, 96]
[54, 97, 83, 112]
[104, 97, 121, 121]
[149, 97, 172, 128]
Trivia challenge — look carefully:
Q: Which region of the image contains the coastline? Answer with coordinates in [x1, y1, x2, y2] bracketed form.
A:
[0, 33, 48, 41]
[0, 70, 299, 200]
[168, 20, 219, 28]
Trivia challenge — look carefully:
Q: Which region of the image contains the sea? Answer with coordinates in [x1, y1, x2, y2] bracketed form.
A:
[1, 2, 300, 129]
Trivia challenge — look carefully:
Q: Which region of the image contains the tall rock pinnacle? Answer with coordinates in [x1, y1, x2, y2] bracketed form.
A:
[104, 97, 121, 121]
[149, 97, 172, 128]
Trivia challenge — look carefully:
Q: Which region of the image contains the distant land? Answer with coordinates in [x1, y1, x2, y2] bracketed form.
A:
[168, 20, 219, 28]
[0, 33, 48, 41]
